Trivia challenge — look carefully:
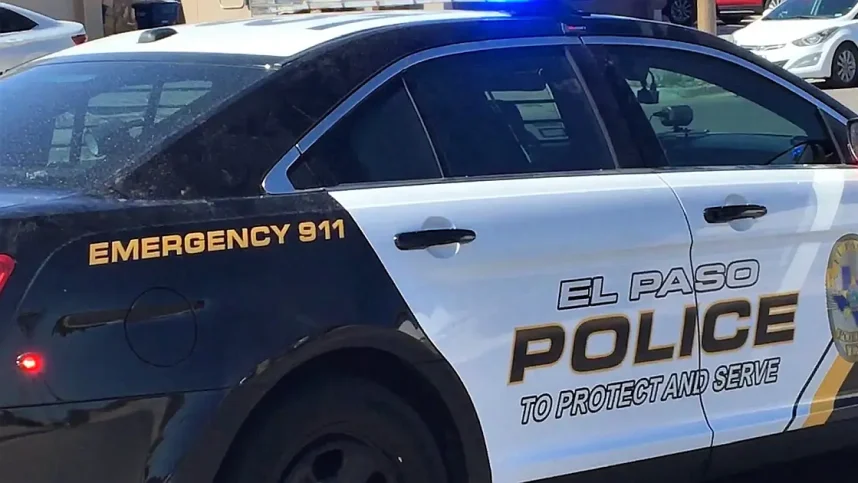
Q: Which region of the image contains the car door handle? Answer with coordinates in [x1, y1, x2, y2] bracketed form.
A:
[703, 204, 768, 224]
[394, 228, 476, 251]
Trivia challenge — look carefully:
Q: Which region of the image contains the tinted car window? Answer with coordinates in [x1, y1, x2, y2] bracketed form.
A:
[288, 77, 442, 189]
[765, 0, 858, 20]
[599, 45, 839, 167]
[404, 46, 616, 178]
[0, 7, 37, 33]
[0, 60, 272, 194]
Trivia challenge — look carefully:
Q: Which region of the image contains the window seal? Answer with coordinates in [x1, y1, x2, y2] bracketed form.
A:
[402, 76, 444, 177]
[564, 46, 619, 170]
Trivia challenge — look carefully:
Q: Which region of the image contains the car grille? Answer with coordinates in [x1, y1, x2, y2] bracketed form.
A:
[741, 44, 785, 52]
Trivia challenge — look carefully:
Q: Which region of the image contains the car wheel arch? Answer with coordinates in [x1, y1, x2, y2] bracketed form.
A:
[829, 41, 858, 87]
[173, 325, 492, 483]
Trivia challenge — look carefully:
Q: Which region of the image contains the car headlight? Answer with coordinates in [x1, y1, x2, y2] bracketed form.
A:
[793, 27, 839, 46]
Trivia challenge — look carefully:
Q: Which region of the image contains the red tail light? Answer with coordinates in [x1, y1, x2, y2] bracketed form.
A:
[71, 34, 87, 45]
[16, 352, 44, 375]
[0, 254, 14, 295]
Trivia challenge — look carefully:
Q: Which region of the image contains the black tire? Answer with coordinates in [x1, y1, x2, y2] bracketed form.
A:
[218, 376, 448, 483]
[664, 0, 696, 26]
[828, 43, 858, 89]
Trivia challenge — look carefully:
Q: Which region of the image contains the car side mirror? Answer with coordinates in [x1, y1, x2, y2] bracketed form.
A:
[848, 118, 858, 164]
[637, 86, 659, 104]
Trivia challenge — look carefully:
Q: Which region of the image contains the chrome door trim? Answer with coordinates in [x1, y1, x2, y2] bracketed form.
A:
[261, 35, 583, 195]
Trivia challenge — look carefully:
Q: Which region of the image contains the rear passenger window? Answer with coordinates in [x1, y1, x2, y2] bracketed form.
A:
[0, 7, 37, 34]
[288, 78, 441, 189]
[404, 46, 616, 178]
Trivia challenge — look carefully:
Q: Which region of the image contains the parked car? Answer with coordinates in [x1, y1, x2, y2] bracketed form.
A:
[0, 2, 86, 76]
[733, 0, 858, 87]
[664, 0, 784, 25]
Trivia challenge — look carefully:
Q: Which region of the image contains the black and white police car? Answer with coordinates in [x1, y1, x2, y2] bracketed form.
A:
[2, 0, 858, 482]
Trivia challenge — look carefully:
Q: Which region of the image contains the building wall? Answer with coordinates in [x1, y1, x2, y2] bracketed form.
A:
[9, 0, 252, 40]
[102, 0, 136, 35]
[180, 0, 250, 23]
[5, 0, 76, 20]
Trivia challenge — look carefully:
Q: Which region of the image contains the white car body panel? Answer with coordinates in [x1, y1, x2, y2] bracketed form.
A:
[0, 2, 84, 74]
[330, 173, 712, 483]
[42, 10, 507, 59]
[658, 168, 858, 447]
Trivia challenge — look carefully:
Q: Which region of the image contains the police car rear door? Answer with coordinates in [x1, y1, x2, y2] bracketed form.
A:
[267, 39, 711, 482]
[585, 36, 858, 474]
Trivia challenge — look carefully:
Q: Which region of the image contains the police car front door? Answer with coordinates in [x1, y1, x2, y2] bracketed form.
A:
[591, 38, 858, 470]
[284, 41, 713, 482]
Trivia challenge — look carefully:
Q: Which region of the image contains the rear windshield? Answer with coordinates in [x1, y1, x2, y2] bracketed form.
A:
[0, 60, 272, 193]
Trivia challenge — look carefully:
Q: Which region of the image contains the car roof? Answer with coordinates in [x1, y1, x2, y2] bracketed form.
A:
[43, 9, 509, 59]
[28, 6, 856, 123]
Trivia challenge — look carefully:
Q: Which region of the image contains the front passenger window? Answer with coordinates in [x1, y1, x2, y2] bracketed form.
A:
[600, 45, 840, 168]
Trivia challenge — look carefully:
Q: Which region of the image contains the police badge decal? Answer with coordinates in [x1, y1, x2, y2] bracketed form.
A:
[827, 234, 858, 362]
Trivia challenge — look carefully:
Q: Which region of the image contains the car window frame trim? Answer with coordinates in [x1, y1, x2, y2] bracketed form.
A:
[262, 34, 851, 195]
[263, 35, 623, 194]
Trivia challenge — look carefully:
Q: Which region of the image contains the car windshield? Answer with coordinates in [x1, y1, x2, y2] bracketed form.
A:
[764, 0, 858, 19]
[0, 59, 273, 194]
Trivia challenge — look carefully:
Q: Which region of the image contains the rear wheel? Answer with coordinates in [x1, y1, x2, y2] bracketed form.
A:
[664, 0, 696, 25]
[829, 43, 858, 88]
[218, 376, 448, 483]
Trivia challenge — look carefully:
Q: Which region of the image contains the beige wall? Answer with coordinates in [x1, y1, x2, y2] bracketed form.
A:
[8, 0, 254, 39]
[180, 0, 249, 24]
[8, 0, 104, 38]
[6, 0, 76, 20]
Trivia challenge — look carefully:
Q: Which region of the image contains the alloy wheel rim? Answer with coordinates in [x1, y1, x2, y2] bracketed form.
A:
[670, 0, 692, 23]
[838, 49, 857, 83]
[282, 438, 400, 483]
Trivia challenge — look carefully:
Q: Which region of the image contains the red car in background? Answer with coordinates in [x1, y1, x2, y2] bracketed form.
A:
[663, 0, 784, 25]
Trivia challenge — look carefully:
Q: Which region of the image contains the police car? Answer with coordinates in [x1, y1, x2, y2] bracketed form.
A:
[1, 0, 858, 482]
